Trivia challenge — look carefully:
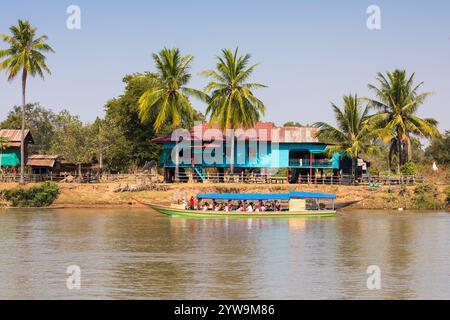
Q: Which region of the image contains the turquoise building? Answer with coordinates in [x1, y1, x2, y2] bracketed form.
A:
[0, 130, 34, 169]
[153, 123, 342, 183]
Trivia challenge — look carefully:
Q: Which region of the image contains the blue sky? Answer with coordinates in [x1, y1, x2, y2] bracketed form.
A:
[0, 0, 449, 131]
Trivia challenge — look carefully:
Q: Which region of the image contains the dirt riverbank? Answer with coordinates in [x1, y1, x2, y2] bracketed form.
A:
[0, 181, 448, 211]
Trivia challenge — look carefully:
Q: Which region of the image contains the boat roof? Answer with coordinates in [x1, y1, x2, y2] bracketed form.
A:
[197, 192, 336, 201]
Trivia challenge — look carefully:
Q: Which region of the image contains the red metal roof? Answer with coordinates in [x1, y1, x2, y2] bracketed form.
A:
[152, 123, 319, 144]
[26, 155, 61, 168]
[0, 129, 34, 146]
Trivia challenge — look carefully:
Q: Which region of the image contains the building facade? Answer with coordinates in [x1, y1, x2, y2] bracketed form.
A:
[0, 129, 34, 169]
[153, 123, 346, 183]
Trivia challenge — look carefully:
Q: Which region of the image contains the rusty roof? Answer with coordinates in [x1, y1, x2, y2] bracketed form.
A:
[26, 155, 61, 168]
[27, 159, 56, 167]
[0, 129, 34, 145]
[152, 123, 319, 144]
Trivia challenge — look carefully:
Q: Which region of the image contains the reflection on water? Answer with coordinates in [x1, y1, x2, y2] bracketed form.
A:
[0, 209, 449, 299]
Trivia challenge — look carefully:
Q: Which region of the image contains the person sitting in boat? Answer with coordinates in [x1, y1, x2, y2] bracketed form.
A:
[272, 200, 280, 212]
[247, 202, 254, 212]
[260, 203, 267, 212]
[202, 202, 209, 211]
[189, 196, 195, 210]
[224, 201, 231, 212]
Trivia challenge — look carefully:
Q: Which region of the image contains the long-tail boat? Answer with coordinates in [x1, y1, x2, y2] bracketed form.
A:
[138, 191, 337, 218]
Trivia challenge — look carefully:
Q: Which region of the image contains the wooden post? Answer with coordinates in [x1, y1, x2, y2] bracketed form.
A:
[286, 168, 289, 184]
[310, 152, 313, 178]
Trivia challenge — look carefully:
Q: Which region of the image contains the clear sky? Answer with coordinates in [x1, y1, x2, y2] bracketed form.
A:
[0, 0, 449, 131]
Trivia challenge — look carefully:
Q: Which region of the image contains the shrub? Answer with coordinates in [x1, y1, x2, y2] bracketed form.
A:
[2, 182, 59, 207]
[414, 184, 442, 210]
[369, 167, 380, 176]
[400, 162, 417, 176]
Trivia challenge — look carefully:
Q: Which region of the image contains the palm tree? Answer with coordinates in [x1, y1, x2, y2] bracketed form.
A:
[138, 47, 205, 132]
[314, 94, 377, 180]
[367, 70, 440, 171]
[0, 20, 54, 184]
[138, 48, 206, 182]
[201, 48, 266, 172]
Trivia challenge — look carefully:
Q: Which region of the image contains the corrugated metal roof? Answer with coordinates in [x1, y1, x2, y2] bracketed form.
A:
[0, 129, 34, 143]
[27, 159, 56, 167]
[152, 123, 319, 144]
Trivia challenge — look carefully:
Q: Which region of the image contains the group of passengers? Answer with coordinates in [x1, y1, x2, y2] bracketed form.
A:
[183, 196, 282, 212]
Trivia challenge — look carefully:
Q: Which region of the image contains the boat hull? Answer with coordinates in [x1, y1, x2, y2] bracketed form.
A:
[148, 203, 337, 218]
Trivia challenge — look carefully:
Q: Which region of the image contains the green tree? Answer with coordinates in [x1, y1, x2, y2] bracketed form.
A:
[426, 130, 450, 165]
[202, 48, 267, 171]
[314, 94, 377, 179]
[50, 115, 93, 177]
[90, 118, 132, 172]
[105, 73, 169, 169]
[367, 70, 440, 171]
[138, 48, 205, 132]
[0, 20, 54, 183]
[0, 103, 56, 152]
[283, 121, 304, 127]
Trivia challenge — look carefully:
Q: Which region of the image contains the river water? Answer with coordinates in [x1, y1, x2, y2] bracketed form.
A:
[0, 208, 449, 300]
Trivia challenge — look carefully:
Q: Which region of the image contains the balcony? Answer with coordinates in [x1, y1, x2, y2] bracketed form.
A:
[289, 159, 334, 168]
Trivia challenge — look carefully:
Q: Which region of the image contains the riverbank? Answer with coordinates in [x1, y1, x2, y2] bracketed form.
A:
[1, 181, 448, 211]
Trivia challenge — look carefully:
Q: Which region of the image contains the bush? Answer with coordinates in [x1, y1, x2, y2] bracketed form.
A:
[2, 182, 59, 207]
[400, 162, 417, 176]
[414, 184, 442, 210]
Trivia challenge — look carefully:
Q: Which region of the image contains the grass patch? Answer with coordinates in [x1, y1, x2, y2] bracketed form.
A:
[413, 184, 443, 210]
[1, 182, 60, 207]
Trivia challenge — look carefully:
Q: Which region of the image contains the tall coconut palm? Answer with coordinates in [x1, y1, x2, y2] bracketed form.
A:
[314, 94, 377, 179]
[138, 47, 205, 132]
[0, 20, 54, 184]
[201, 48, 266, 171]
[138, 48, 206, 182]
[367, 70, 440, 171]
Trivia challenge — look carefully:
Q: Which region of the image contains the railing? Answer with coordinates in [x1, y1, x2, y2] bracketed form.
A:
[288, 159, 334, 168]
[174, 171, 424, 185]
[0, 173, 161, 184]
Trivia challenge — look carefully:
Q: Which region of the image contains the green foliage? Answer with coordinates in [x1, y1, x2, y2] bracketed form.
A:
[0, 20, 54, 81]
[369, 166, 380, 176]
[314, 94, 378, 177]
[414, 184, 443, 209]
[426, 130, 450, 165]
[50, 114, 93, 174]
[367, 70, 440, 168]
[138, 48, 206, 132]
[2, 182, 59, 207]
[104, 72, 205, 170]
[283, 121, 304, 127]
[202, 48, 266, 130]
[0, 103, 56, 152]
[400, 162, 417, 176]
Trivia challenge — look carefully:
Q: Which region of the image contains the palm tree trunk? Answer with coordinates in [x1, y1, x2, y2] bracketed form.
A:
[388, 142, 395, 172]
[352, 157, 357, 183]
[405, 135, 412, 163]
[20, 70, 27, 185]
[230, 136, 235, 173]
[174, 145, 179, 182]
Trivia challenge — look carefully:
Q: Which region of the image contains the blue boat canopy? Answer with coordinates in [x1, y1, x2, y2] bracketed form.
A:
[197, 192, 336, 201]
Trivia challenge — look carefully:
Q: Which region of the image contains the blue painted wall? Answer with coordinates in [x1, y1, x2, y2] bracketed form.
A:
[160, 142, 340, 169]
